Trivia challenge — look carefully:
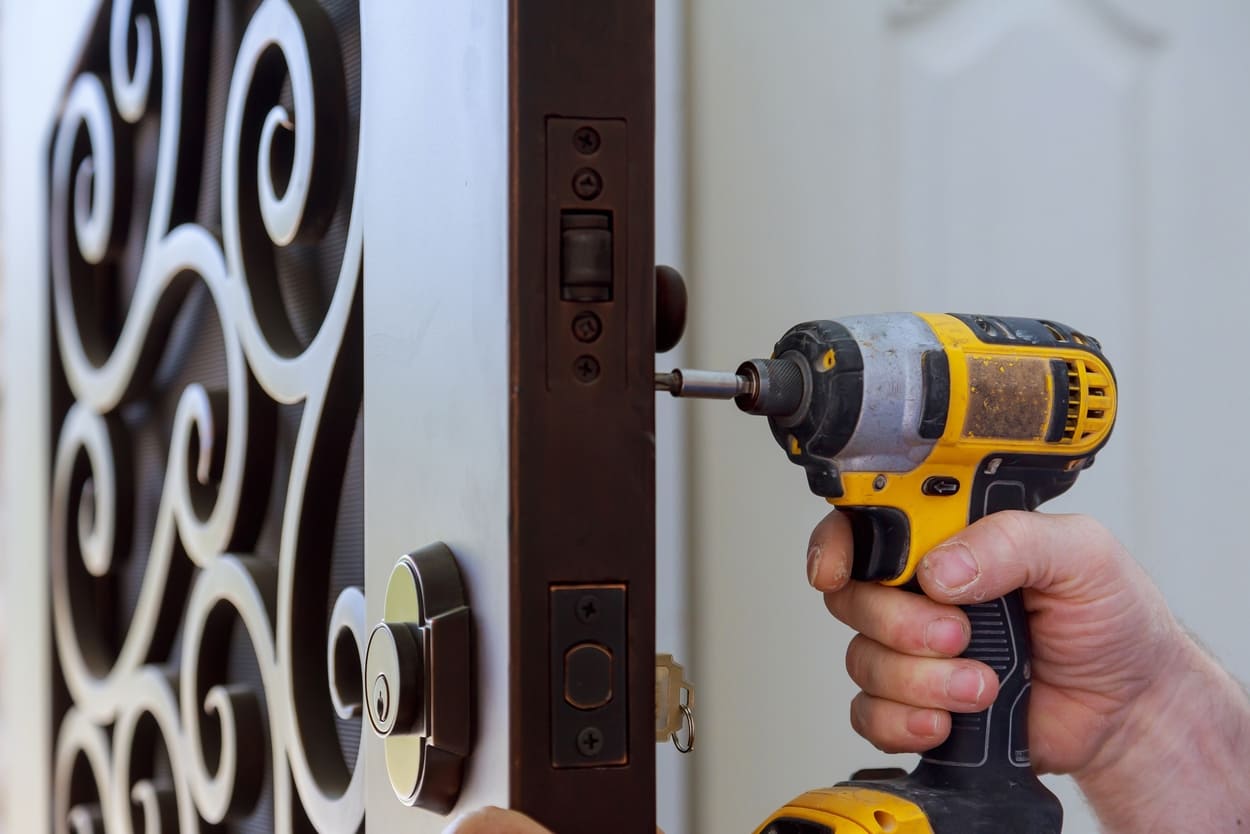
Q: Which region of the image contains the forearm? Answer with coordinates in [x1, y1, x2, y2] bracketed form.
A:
[1074, 637, 1250, 831]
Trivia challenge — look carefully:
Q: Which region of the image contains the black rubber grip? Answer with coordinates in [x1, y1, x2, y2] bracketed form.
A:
[845, 505, 1037, 771]
[917, 471, 1037, 787]
[906, 475, 1063, 831]
[839, 474, 1062, 831]
[917, 589, 1033, 773]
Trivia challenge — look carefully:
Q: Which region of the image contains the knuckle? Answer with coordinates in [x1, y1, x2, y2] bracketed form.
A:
[811, 509, 849, 549]
[844, 636, 869, 684]
[875, 738, 909, 755]
[984, 509, 1032, 557]
[882, 610, 917, 653]
[851, 697, 900, 752]
[1074, 514, 1126, 565]
[848, 695, 867, 734]
[846, 636, 886, 692]
[849, 694, 881, 745]
[1049, 513, 1130, 592]
[823, 590, 839, 619]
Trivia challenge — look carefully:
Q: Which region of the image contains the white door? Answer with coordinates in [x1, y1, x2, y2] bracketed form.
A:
[686, 1, 1250, 831]
[3, 0, 510, 829]
[3, 0, 677, 831]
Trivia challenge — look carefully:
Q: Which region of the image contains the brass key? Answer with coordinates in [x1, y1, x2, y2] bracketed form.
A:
[655, 654, 695, 753]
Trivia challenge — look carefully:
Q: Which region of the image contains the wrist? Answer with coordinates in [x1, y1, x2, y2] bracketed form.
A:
[1074, 633, 1250, 829]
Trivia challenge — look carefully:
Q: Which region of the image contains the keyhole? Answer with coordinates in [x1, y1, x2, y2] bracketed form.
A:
[373, 675, 390, 724]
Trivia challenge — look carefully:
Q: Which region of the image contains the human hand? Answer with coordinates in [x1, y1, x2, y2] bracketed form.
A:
[447, 807, 554, 833]
[446, 806, 664, 833]
[808, 509, 1186, 775]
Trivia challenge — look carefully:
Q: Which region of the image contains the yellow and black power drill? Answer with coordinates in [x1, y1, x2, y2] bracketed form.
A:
[658, 312, 1117, 834]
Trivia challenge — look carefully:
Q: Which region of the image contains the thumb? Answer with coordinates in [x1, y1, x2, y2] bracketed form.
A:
[446, 807, 554, 834]
[446, 807, 664, 834]
[916, 511, 1123, 605]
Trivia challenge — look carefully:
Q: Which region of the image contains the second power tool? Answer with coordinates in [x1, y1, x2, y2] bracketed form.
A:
[658, 312, 1117, 834]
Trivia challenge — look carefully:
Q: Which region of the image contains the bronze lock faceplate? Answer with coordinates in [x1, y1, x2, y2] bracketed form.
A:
[365, 544, 472, 814]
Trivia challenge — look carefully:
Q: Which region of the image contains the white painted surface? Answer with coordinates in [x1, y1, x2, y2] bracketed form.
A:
[360, 1, 511, 828]
[0, 2, 96, 832]
[687, 1, 1250, 831]
[0, 1, 513, 829]
[655, 1, 693, 832]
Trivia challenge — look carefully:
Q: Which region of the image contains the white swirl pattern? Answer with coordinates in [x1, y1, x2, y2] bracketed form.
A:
[49, 0, 364, 830]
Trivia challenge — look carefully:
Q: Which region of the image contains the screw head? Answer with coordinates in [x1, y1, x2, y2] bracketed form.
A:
[573, 355, 600, 384]
[573, 126, 601, 155]
[576, 594, 600, 623]
[873, 475, 887, 490]
[571, 312, 602, 343]
[372, 674, 391, 726]
[577, 726, 604, 757]
[572, 168, 603, 200]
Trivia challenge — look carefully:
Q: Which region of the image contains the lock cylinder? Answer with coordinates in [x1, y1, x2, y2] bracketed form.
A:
[364, 544, 473, 814]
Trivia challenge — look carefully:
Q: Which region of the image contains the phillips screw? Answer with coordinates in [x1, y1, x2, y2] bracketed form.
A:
[572, 168, 603, 200]
[572, 312, 602, 343]
[577, 727, 604, 757]
[573, 355, 601, 384]
[573, 126, 601, 155]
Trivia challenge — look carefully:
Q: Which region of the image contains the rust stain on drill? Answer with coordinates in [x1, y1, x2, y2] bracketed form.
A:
[962, 355, 1052, 441]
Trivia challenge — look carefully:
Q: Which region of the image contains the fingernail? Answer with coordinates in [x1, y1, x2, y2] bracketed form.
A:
[946, 668, 985, 705]
[926, 544, 980, 591]
[906, 710, 941, 738]
[807, 544, 822, 587]
[923, 617, 968, 654]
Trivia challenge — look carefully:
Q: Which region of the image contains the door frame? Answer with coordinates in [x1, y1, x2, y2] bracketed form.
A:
[509, 1, 658, 828]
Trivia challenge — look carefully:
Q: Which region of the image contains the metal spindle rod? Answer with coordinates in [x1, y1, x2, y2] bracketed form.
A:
[655, 369, 755, 400]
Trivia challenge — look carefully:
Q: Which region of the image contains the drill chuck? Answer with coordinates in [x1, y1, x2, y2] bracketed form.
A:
[657, 357, 808, 419]
[734, 358, 806, 417]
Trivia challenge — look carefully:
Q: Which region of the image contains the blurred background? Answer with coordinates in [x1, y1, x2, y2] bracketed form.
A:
[681, 1, 1250, 832]
[6, 0, 1250, 832]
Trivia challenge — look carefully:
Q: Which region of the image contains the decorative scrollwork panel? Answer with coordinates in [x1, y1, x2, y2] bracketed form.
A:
[48, 0, 365, 830]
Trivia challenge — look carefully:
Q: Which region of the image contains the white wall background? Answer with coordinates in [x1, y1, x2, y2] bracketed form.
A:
[685, 1, 1250, 831]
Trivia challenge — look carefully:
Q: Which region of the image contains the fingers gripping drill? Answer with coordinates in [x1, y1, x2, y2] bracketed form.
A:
[659, 313, 1117, 834]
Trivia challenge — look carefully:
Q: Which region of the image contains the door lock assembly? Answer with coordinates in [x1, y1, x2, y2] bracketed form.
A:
[365, 544, 473, 814]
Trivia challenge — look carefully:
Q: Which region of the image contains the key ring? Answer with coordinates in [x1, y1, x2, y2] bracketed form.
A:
[671, 702, 695, 753]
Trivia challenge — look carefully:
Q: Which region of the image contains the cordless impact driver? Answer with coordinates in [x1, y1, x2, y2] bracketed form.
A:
[658, 312, 1117, 834]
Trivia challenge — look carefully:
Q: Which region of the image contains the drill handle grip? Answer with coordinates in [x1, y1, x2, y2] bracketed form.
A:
[913, 479, 1047, 794]
[916, 588, 1034, 777]
[836, 488, 1064, 831]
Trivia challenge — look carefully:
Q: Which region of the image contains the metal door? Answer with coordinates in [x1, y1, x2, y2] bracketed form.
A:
[2, 0, 659, 831]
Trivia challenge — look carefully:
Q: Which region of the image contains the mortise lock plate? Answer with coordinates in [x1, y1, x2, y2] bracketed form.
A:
[365, 544, 473, 814]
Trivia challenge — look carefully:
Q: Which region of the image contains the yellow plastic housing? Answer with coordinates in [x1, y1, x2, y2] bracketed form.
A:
[827, 313, 1117, 586]
[753, 787, 935, 834]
